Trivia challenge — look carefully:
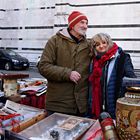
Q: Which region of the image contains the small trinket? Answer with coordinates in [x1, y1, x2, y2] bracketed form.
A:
[50, 130, 59, 140]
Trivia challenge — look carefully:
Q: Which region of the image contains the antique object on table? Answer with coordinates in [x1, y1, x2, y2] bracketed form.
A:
[50, 130, 59, 140]
[0, 100, 46, 133]
[19, 81, 47, 109]
[116, 81, 140, 140]
[19, 113, 95, 140]
[0, 73, 29, 97]
[99, 112, 119, 140]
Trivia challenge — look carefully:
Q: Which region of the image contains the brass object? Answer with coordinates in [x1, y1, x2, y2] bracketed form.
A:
[116, 87, 140, 139]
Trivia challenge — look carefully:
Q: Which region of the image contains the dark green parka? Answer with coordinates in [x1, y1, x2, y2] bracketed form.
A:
[38, 28, 91, 114]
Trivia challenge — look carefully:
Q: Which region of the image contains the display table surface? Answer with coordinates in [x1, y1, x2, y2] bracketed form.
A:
[0, 73, 29, 79]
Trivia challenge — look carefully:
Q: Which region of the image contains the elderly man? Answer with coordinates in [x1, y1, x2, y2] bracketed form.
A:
[38, 11, 91, 116]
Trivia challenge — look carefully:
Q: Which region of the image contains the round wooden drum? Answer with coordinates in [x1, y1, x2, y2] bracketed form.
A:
[116, 87, 140, 140]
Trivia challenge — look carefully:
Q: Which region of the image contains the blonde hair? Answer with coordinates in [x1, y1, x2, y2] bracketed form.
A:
[91, 33, 114, 55]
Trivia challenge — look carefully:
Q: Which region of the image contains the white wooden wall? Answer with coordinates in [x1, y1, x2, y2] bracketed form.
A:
[0, 0, 140, 69]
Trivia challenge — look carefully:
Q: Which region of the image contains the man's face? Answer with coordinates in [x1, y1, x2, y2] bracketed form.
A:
[72, 19, 88, 36]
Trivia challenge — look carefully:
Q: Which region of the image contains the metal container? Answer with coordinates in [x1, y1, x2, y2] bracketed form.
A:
[19, 113, 95, 140]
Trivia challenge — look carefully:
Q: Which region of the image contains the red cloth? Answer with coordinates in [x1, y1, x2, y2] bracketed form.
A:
[20, 92, 46, 109]
[89, 43, 118, 118]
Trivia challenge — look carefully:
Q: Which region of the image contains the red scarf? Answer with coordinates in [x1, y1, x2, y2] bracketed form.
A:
[89, 43, 118, 118]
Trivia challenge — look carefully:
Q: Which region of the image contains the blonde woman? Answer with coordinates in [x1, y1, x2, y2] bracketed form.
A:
[89, 33, 136, 119]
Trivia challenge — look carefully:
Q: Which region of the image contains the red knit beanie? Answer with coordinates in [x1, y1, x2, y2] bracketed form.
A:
[68, 11, 88, 30]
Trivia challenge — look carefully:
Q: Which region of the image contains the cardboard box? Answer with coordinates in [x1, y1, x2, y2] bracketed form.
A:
[0, 100, 46, 133]
[19, 113, 95, 140]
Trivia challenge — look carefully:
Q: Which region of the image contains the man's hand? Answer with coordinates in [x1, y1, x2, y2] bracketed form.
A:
[70, 71, 81, 84]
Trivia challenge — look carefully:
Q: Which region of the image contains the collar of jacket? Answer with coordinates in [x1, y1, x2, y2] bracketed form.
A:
[57, 28, 86, 43]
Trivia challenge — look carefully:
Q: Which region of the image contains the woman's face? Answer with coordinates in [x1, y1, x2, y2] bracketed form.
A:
[95, 40, 109, 54]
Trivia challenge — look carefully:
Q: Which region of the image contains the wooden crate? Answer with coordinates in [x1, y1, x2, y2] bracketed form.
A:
[0, 100, 46, 133]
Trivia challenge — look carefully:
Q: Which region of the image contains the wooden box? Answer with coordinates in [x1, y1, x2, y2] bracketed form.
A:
[0, 100, 46, 133]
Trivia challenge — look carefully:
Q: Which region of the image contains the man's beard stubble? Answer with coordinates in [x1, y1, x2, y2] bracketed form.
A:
[77, 28, 87, 36]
